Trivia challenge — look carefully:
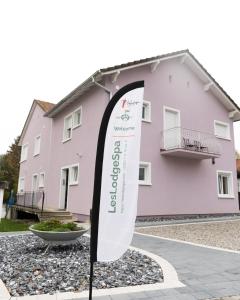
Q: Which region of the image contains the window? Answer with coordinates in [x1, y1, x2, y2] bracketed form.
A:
[73, 107, 82, 128]
[39, 173, 45, 188]
[217, 171, 234, 198]
[63, 114, 73, 142]
[18, 177, 25, 192]
[214, 121, 230, 140]
[139, 162, 151, 185]
[20, 144, 28, 162]
[34, 135, 41, 156]
[69, 164, 79, 185]
[142, 101, 151, 122]
[32, 174, 38, 191]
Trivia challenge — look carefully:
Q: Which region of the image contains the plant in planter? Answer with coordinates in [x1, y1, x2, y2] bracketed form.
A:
[29, 219, 89, 248]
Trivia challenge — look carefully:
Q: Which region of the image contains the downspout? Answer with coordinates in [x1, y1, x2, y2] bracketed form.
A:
[92, 76, 112, 100]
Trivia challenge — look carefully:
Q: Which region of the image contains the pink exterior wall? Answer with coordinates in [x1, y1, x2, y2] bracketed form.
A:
[19, 104, 52, 194]
[46, 87, 108, 217]
[19, 58, 239, 218]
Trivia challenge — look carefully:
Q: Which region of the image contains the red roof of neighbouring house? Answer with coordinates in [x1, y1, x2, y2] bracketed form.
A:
[35, 100, 55, 112]
[237, 159, 240, 174]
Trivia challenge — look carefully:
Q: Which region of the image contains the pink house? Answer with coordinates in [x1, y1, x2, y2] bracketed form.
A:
[18, 50, 240, 221]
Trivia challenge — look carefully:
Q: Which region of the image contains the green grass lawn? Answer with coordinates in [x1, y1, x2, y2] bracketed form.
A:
[0, 219, 31, 232]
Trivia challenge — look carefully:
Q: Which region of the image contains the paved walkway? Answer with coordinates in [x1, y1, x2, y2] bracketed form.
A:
[77, 233, 240, 300]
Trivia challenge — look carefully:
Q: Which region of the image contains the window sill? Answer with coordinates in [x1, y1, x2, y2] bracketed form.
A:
[139, 181, 152, 186]
[62, 138, 72, 143]
[142, 119, 151, 123]
[215, 135, 231, 141]
[218, 194, 235, 199]
[72, 124, 82, 130]
[69, 182, 78, 186]
[33, 153, 40, 157]
[20, 159, 27, 163]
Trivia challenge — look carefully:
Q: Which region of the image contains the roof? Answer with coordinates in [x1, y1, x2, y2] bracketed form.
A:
[36, 100, 55, 112]
[19, 100, 55, 146]
[45, 49, 240, 120]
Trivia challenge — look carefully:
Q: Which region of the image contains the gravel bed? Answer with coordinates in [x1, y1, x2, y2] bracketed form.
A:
[0, 235, 163, 297]
[136, 220, 240, 251]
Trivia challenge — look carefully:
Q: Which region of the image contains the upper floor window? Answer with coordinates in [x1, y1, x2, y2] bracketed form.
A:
[214, 120, 230, 140]
[18, 177, 25, 192]
[69, 164, 79, 185]
[73, 107, 82, 129]
[63, 114, 73, 142]
[34, 135, 41, 156]
[20, 144, 28, 162]
[217, 170, 234, 198]
[142, 100, 151, 122]
[139, 162, 151, 185]
[39, 172, 45, 188]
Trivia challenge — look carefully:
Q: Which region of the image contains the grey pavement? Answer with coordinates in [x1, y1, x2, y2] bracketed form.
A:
[76, 233, 240, 300]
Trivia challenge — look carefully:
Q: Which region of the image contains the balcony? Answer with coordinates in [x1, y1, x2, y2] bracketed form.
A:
[160, 127, 221, 159]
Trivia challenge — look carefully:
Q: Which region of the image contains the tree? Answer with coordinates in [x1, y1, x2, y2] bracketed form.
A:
[0, 136, 21, 199]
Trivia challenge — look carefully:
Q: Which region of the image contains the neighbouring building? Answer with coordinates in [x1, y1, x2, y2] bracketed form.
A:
[17, 50, 240, 221]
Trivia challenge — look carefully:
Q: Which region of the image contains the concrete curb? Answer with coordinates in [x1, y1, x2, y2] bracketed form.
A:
[135, 231, 240, 254]
[0, 279, 10, 300]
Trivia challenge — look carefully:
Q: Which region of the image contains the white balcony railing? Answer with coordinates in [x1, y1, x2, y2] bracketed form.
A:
[161, 127, 221, 156]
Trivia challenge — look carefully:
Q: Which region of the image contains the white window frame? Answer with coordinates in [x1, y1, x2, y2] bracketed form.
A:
[33, 135, 41, 156]
[214, 120, 231, 140]
[163, 106, 181, 130]
[20, 143, 28, 162]
[32, 173, 39, 191]
[39, 172, 45, 188]
[217, 170, 234, 198]
[72, 106, 82, 129]
[18, 177, 25, 193]
[142, 100, 151, 123]
[62, 113, 73, 142]
[139, 161, 152, 186]
[69, 164, 79, 186]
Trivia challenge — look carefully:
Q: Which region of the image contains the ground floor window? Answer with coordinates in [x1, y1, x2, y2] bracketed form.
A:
[18, 177, 25, 192]
[139, 162, 151, 185]
[217, 170, 234, 198]
[39, 172, 45, 188]
[69, 164, 79, 185]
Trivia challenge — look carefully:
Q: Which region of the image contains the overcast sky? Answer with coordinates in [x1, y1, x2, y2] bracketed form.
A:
[0, 0, 240, 154]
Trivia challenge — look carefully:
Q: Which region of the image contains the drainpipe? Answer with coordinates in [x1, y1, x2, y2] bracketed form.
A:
[92, 77, 112, 100]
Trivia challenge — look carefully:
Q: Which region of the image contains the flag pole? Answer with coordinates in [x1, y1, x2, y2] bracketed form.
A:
[89, 260, 94, 300]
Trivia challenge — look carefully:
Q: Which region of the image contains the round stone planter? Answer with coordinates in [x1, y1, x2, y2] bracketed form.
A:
[29, 224, 89, 244]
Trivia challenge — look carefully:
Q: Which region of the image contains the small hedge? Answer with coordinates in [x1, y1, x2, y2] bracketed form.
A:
[32, 220, 84, 232]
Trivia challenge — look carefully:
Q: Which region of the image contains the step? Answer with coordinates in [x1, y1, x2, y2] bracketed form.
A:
[41, 211, 73, 216]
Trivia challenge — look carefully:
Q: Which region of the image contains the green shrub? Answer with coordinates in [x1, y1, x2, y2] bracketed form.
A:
[32, 219, 84, 232]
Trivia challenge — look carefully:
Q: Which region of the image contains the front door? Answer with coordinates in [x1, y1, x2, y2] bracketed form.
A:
[164, 107, 181, 149]
[60, 168, 69, 210]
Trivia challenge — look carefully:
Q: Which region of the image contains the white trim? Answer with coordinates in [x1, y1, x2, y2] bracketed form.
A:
[62, 113, 73, 142]
[72, 106, 83, 129]
[163, 106, 181, 149]
[214, 120, 231, 140]
[33, 134, 41, 156]
[142, 100, 151, 123]
[18, 177, 25, 193]
[20, 143, 28, 163]
[32, 173, 39, 191]
[135, 232, 240, 254]
[38, 172, 45, 188]
[139, 161, 152, 186]
[69, 163, 79, 186]
[163, 106, 181, 130]
[216, 170, 234, 199]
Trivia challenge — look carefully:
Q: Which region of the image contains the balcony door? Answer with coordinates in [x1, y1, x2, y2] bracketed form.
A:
[164, 106, 181, 149]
